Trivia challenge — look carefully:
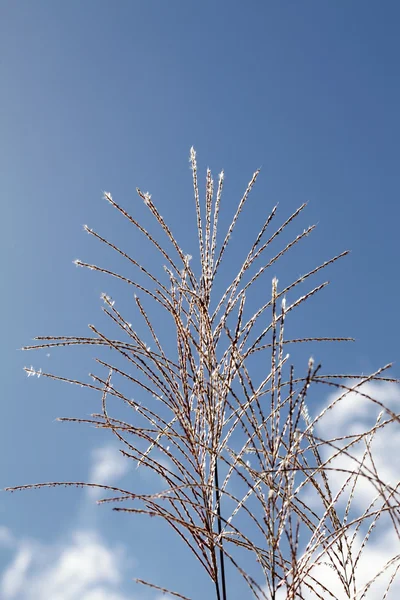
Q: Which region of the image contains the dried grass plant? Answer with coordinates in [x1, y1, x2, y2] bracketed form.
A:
[7, 149, 400, 599]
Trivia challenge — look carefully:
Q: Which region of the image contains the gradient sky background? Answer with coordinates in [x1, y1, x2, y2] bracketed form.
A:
[1, 2, 400, 599]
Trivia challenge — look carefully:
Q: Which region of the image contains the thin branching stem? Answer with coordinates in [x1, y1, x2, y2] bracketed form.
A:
[9, 149, 399, 600]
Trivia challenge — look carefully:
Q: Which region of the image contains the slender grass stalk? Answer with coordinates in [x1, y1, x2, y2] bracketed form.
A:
[7, 149, 400, 599]
[215, 462, 227, 600]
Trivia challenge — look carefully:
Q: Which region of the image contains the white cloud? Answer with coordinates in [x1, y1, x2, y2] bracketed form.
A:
[0, 526, 16, 548]
[296, 381, 400, 599]
[1, 545, 32, 598]
[316, 381, 399, 431]
[312, 381, 400, 509]
[0, 530, 134, 600]
[1, 445, 137, 600]
[87, 445, 131, 499]
[303, 526, 400, 599]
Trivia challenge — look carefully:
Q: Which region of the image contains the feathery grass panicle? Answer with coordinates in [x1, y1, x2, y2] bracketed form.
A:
[8, 150, 400, 600]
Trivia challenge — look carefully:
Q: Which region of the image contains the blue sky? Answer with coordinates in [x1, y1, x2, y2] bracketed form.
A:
[1, 2, 400, 599]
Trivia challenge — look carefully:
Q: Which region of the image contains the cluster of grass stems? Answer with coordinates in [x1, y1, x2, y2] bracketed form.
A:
[7, 149, 400, 599]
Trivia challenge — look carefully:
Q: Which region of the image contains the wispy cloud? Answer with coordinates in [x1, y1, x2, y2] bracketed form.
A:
[87, 445, 130, 499]
[315, 381, 400, 508]
[298, 381, 400, 599]
[1, 443, 136, 600]
[1, 545, 32, 598]
[0, 526, 15, 548]
[0, 529, 134, 600]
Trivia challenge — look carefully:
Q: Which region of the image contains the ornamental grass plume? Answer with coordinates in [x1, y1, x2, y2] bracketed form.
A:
[7, 148, 400, 599]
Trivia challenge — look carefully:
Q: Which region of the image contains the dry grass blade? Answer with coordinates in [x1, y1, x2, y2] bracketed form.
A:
[8, 149, 399, 600]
